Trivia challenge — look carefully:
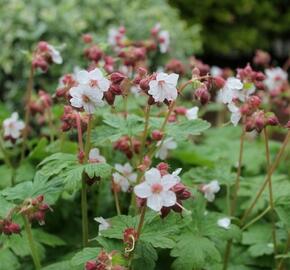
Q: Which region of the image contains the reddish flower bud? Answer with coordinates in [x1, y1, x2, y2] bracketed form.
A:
[104, 91, 116, 105]
[37, 41, 49, 51]
[109, 84, 122, 95]
[82, 34, 93, 44]
[194, 86, 210, 105]
[137, 67, 147, 76]
[85, 260, 98, 270]
[8, 223, 21, 234]
[249, 95, 261, 108]
[214, 76, 225, 89]
[174, 106, 187, 115]
[110, 72, 126, 84]
[157, 162, 169, 176]
[151, 130, 163, 141]
[266, 115, 279, 126]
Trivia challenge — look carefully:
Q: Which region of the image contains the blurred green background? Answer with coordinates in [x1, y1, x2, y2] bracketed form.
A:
[1, 0, 290, 105]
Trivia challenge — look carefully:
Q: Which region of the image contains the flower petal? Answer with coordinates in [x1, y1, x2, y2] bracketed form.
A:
[134, 182, 152, 198]
[147, 194, 162, 211]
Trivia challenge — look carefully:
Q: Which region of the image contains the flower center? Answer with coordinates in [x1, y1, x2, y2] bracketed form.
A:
[151, 183, 163, 194]
[158, 80, 165, 88]
[82, 95, 90, 103]
[89, 79, 98, 87]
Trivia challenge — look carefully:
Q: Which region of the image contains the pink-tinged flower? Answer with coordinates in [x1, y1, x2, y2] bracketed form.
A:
[264, 67, 288, 91]
[210, 66, 223, 77]
[217, 77, 243, 104]
[185, 107, 199, 120]
[108, 27, 126, 48]
[217, 217, 231, 230]
[134, 168, 180, 212]
[47, 44, 63, 64]
[94, 217, 110, 234]
[148, 72, 178, 102]
[228, 103, 241, 126]
[158, 30, 170, 53]
[3, 112, 25, 139]
[89, 148, 106, 163]
[113, 163, 137, 192]
[69, 68, 109, 113]
[155, 137, 177, 160]
[201, 180, 220, 202]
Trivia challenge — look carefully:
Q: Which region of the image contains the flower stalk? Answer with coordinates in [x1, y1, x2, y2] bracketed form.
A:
[23, 215, 41, 270]
[21, 65, 35, 162]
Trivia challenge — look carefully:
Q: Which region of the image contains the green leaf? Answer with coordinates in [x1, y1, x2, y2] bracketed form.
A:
[83, 163, 112, 179]
[0, 248, 20, 270]
[42, 260, 80, 270]
[33, 229, 66, 247]
[166, 119, 210, 142]
[131, 241, 158, 270]
[171, 233, 221, 270]
[71, 247, 101, 266]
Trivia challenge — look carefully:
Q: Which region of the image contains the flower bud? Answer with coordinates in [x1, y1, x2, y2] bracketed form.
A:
[266, 115, 279, 126]
[110, 72, 126, 84]
[104, 91, 116, 105]
[194, 86, 210, 105]
[214, 76, 225, 89]
[151, 130, 163, 141]
[174, 106, 187, 115]
[109, 84, 122, 95]
[82, 34, 93, 44]
[85, 260, 97, 270]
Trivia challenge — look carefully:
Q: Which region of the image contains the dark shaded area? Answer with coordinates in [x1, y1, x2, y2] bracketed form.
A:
[169, 0, 290, 67]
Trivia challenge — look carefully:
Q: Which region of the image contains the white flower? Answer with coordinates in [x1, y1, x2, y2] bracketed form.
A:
[113, 163, 137, 192]
[47, 45, 63, 64]
[217, 217, 231, 230]
[218, 77, 243, 104]
[210, 66, 223, 77]
[228, 103, 241, 126]
[130, 86, 141, 97]
[158, 30, 170, 53]
[69, 68, 109, 114]
[3, 112, 25, 139]
[94, 217, 110, 234]
[155, 137, 177, 160]
[148, 72, 179, 102]
[89, 148, 106, 163]
[134, 168, 180, 211]
[186, 107, 199, 120]
[264, 67, 288, 91]
[201, 180, 220, 202]
[108, 27, 125, 47]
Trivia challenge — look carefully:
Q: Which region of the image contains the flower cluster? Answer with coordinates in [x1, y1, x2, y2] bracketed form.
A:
[0, 219, 21, 235]
[32, 41, 62, 72]
[19, 195, 51, 225]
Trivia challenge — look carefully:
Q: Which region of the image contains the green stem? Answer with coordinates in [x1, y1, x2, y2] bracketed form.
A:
[23, 216, 41, 270]
[277, 231, 290, 270]
[241, 131, 290, 224]
[113, 184, 121, 215]
[263, 127, 277, 256]
[241, 206, 271, 231]
[81, 114, 93, 247]
[223, 129, 245, 270]
[81, 174, 89, 247]
[138, 104, 151, 163]
[21, 65, 35, 162]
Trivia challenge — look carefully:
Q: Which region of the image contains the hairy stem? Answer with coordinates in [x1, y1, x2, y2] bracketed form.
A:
[223, 129, 245, 270]
[21, 65, 35, 162]
[241, 131, 290, 224]
[23, 216, 41, 270]
[113, 184, 121, 215]
[136, 206, 147, 239]
[263, 127, 277, 256]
